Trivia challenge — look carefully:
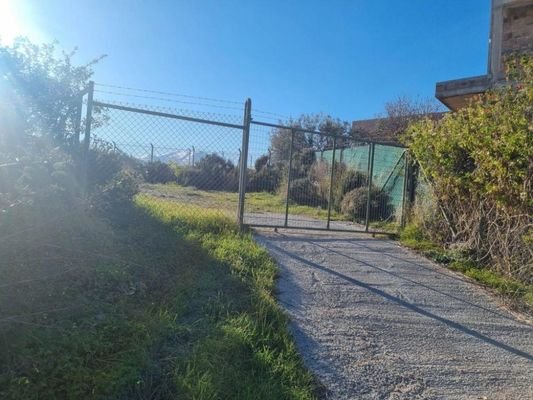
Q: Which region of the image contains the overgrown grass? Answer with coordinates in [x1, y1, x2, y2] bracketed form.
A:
[0, 195, 317, 399]
[400, 224, 533, 311]
[142, 183, 342, 220]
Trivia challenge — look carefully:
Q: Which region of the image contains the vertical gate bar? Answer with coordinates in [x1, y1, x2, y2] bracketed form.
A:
[284, 128, 295, 228]
[400, 151, 409, 229]
[326, 137, 337, 229]
[365, 142, 375, 232]
[73, 94, 83, 148]
[82, 81, 94, 195]
[237, 98, 252, 231]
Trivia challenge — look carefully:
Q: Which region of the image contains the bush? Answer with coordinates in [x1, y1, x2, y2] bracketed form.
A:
[254, 154, 269, 172]
[340, 169, 368, 194]
[142, 161, 176, 184]
[86, 141, 139, 190]
[0, 137, 81, 212]
[177, 154, 238, 191]
[309, 160, 368, 211]
[333, 168, 368, 211]
[90, 171, 140, 226]
[292, 149, 316, 179]
[403, 55, 533, 282]
[247, 167, 281, 193]
[287, 178, 324, 207]
[340, 186, 393, 222]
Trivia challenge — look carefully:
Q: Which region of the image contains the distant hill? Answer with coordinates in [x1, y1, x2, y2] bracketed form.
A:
[140, 149, 208, 165]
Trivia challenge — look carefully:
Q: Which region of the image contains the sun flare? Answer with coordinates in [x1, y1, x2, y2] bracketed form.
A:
[0, 0, 39, 44]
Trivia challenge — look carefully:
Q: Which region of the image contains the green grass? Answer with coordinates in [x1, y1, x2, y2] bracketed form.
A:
[400, 224, 533, 311]
[142, 183, 342, 220]
[0, 195, 317, 399]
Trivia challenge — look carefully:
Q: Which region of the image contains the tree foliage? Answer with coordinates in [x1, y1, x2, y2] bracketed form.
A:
[269, 114, 350, 164]
[373, 96, 443, 141]
[404, 55, 532, 281]
[0, 37, 105, 145]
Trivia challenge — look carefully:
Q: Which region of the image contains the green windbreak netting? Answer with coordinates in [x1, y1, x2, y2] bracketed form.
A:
[317, 144, 406, 212]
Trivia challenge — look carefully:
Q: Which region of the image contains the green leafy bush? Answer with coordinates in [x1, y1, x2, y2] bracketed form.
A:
[404, 55, 532, 282]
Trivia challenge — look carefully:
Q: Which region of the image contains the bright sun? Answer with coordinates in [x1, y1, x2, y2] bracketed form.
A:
[0, 0, 39, 45]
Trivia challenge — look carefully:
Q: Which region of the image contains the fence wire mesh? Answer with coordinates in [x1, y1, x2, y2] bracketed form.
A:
[244, 122, 408, 233]
[89, 99, 247, 221]
[80, 87, 411, 234]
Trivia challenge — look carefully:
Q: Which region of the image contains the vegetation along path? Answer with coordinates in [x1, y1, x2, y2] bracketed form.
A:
[255, 229, 533, 400]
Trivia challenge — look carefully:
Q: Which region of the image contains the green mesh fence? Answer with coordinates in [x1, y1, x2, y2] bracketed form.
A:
[318, 144, 407, 218]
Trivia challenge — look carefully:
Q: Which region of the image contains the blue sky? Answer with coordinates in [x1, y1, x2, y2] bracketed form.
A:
[3, 0, 490, 122]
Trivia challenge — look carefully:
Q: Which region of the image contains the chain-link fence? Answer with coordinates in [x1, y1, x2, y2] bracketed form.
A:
[244, 121, 409, 233]
[80, 82, 413, 234]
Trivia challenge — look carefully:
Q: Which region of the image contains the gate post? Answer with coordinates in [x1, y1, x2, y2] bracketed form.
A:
[73, 94, 83, 148]
[284, 128, 295, 228]
[326, 137, 337, 229]
[400, 151, 409, 229]
[82, 80, 94, 195]
[365, 142, 375, 232]
[237, 98, 252, 231]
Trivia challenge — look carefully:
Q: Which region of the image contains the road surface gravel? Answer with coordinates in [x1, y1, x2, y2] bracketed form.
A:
[254, 229, 533, 400]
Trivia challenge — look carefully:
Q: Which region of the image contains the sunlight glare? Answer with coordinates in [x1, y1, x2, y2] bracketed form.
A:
[0, 0, 40, 45]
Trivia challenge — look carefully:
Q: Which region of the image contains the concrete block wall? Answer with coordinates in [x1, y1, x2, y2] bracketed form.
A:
[502, 4, 533, 55]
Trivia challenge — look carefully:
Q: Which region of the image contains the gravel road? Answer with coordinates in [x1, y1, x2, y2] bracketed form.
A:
[254, 229, 533, 400]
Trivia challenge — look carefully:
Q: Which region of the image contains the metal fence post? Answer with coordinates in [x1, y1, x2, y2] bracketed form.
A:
[150, 143, 154, 162]
[284, 128, 295, 228]
[326, 137, 337, 229]
[400, 151, 409, 229]
[237, 98, 252, 231]
[365, 142, 375, 232]
[73, 94, 83, 148]
[82, 81, 94, 195]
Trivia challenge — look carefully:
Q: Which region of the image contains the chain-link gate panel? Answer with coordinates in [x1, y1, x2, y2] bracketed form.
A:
[89, 99, 245, 222]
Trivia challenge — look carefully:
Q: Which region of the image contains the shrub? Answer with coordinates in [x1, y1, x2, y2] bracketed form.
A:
[0, 138, 81, 212]
[403, 55, 533, 282]
[142, 161, 176, 184]
[254, 154, 269, 172]
[177, 154, 238, 191]
[292, 149, 316, 179]
[86, 141, 138, 190]
[340, 169, 368, 194]
[340, 186, 393, 222]
[333, 168, 368, 211]
[309, 160, 331, 204]
[247, 167, 281, 193]
[288, 177, 324, 207]
[90, 171, 140, 226]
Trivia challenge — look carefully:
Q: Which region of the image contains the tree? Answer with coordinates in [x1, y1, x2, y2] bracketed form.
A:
[0, 37, 106, 146]
[254, 154, 269, 172]
[365, 96, 443, 142]
[269, 114, 349, 164]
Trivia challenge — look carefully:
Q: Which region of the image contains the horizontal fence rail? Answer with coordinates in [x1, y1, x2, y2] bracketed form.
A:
[82, 81, 411, 235]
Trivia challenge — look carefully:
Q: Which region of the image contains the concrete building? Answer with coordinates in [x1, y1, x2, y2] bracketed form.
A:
[436, 0, 533, 110]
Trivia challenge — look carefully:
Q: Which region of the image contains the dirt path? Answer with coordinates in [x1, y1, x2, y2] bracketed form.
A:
[254, 229, 533, 400]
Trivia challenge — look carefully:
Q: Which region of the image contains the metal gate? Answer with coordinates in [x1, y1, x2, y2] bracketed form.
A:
[243, 117, 410, 234]
[84, 82, 410, 235]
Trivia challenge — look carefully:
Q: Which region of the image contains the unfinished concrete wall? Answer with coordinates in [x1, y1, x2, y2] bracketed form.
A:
[502, 4, 533, 55]
[490, 0, 533, 79]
